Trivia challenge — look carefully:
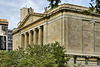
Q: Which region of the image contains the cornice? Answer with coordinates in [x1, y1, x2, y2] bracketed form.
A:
[12, 3, 100, 35]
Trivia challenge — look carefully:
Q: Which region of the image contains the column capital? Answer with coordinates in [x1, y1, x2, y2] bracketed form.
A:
[24, 32, 27, 35]
[38, 26, 42, 29]
[21, 33, 24, 35]
[28, 30, 32, 33]
[33, 28, 38, 31]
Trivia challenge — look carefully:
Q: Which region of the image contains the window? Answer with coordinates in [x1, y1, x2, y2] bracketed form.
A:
[97, 58, 100, 65]
[0, 36, 6, 50]
[2, 25, 5, 31]
[85, 58, 88, 65]
[74, 57, 77, 64]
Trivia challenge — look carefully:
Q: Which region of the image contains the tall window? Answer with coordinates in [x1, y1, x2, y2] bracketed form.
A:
[74, 57, 77, 64]
[85, 58, 88, 65]
[0, 36, 6, 50]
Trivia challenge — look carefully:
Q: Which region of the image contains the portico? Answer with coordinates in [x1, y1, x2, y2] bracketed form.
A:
[20, 26, 43, 49]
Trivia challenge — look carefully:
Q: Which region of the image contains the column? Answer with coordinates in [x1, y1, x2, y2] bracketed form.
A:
[32, 30, 34, 45]
[38, 27, 42, 45]
[21, 34, 23, 48]
[29, 31, 32, 45]
[43, 21, 48, 45]
[25, 32, 27, 49]
[33, 29, 37, 44]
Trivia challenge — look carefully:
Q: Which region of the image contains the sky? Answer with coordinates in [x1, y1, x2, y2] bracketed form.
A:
[0, 0, 91, 30]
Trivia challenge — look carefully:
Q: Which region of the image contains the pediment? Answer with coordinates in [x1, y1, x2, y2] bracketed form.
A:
[20, 15, 41, 28]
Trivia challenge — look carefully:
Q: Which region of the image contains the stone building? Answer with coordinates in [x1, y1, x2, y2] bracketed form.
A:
[8, 29, 13, 51]
[12, 3, 100, 67]
[0, 19, 8, 50]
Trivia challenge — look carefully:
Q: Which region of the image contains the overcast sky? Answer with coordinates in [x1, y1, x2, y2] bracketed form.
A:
[0, 0, 91, 30]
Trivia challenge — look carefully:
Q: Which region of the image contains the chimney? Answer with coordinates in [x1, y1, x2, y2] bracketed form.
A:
[20, 8, 29, 21]
[20, 7, 34, 21]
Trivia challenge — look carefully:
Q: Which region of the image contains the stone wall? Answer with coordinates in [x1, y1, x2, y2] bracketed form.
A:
[65, 12, 100, 56]
[95, 23, 100, 54]
[68, 18, 82, 53]
[13, 33, 21, 50]
[47, 15, 62, 44]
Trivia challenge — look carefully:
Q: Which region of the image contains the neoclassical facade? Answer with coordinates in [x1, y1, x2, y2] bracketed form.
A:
[12, 4, 100, 66]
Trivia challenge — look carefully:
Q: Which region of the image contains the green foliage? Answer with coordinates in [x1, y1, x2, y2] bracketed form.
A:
[89, 0, 100, 14]
[47, 0, 61, 9]
[74, 63, 84, 67]
[0, 42, 69, 67]
[0, 47, 25, 67]
[18, 44, 58, 67]
[50, 42, 70, 67]
[82, 10, 91, 15]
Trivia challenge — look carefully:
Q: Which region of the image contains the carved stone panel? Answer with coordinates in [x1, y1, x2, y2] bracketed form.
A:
[68, 18, 82, 52]
[95, 23, 100, 53]
[83, 21, 91, 53]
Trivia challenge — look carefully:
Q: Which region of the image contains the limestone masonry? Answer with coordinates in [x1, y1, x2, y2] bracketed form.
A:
[12, 3, 100, 67]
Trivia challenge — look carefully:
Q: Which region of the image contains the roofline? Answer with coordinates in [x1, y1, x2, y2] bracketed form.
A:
[12, 3, 100, 35]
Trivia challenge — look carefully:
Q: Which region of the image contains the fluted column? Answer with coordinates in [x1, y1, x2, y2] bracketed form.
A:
[33, 29, 37, 44]
[25, 32, 27, 49]
[29, 31, 32, 45]
[38, 27, 42, 45]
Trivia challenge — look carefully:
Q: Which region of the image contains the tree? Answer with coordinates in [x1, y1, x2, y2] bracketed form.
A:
[50, 42, 70, 67]
[18, 44, 58, 67]
[0, 47, 25, 67]
[54, 0, 61, 8]
[89, 0, 100, 14]
[47, 0, 61, 9]
[0, 42, 69, 67]
[74, 63, 84, 67]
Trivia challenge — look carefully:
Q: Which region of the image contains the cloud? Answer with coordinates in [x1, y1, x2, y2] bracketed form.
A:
[0, 0, 91, 29]
[8, 16, 19, 29]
